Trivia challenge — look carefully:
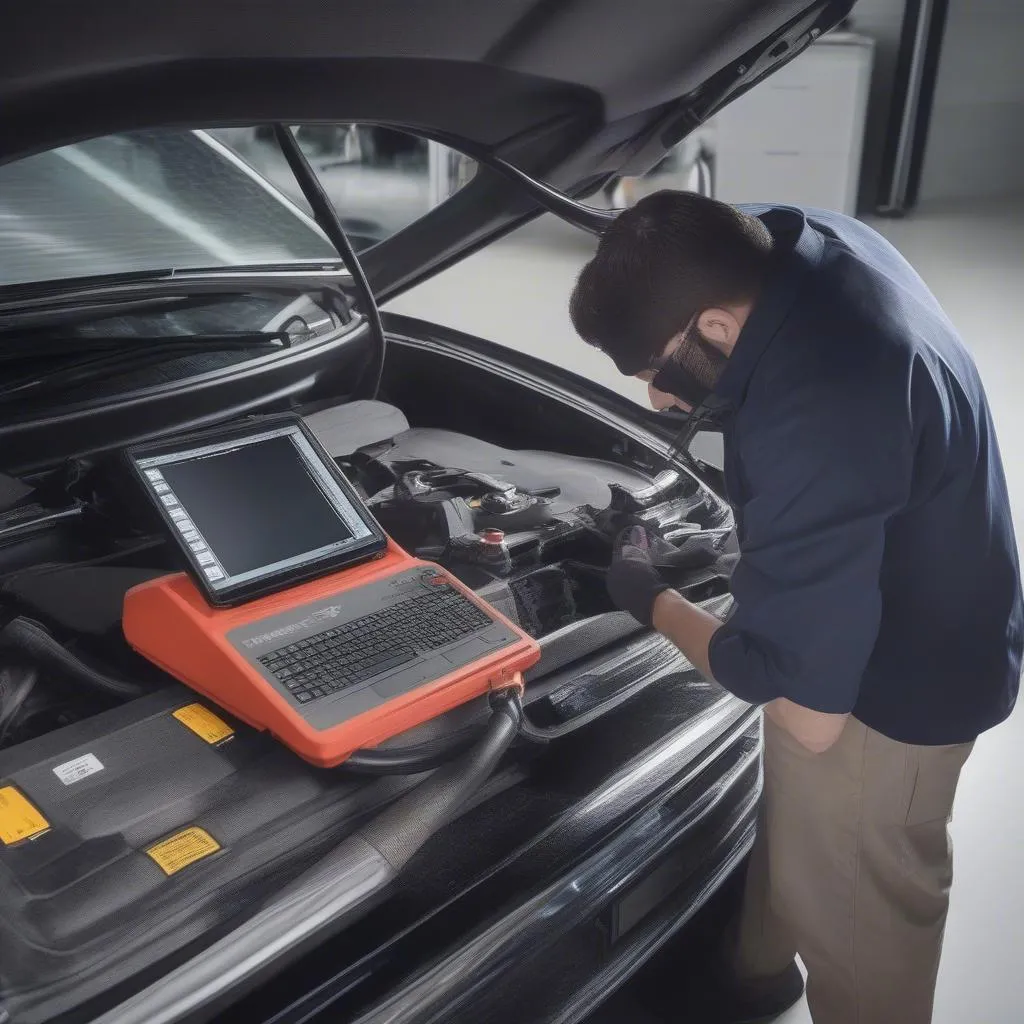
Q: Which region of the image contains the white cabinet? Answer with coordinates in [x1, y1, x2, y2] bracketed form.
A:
[708, 34, 875, 214]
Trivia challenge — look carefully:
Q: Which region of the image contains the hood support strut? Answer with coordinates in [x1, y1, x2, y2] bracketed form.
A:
[272, 123, 388, 399]
[269, 120, 616, 398]
[272, 119, 617, 401]
[462, 145, 616, 236]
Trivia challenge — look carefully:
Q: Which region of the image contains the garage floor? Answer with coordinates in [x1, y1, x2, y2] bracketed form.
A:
[387, 197, 1024, 1023]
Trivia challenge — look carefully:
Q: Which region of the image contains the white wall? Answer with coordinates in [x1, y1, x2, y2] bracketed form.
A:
[919, 0, 1024, 201]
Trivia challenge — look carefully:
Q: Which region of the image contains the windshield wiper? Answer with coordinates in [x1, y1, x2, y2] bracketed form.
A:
[0, 291, 272, 336]
[0, 332, 288, 406]
[0, 328, 291, 365]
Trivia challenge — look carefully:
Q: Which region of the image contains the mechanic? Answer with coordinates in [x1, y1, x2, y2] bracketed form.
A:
[569, 190, 1024, 1024]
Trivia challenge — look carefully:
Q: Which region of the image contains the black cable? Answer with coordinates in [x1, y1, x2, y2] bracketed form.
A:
[342, 678, 637, 768]
[343, 726, 485, 775]
[0, 666, 37, 747]
[271, 124, 387, 400]
[0, 617, 147, 701]
[357, 690, 522, 871]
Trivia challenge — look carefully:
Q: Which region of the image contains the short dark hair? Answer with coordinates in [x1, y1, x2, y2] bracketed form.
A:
[569, 190, 774, 375]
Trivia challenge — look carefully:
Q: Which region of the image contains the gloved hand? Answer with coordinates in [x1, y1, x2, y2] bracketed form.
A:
[606, 526, 674, 626]
[592, 508, 730, 573]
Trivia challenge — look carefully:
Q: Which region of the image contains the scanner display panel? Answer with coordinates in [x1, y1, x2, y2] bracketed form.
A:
[132, 422, 379, 600]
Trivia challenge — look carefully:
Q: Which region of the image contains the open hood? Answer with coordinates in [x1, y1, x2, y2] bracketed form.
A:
[0, 0, 853, 300]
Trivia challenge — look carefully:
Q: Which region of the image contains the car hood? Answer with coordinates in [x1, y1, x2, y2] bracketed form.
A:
[0, 0, 852, 300]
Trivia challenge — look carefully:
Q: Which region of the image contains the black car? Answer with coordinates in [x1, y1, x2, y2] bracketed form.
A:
[0, 2, 851, 1022]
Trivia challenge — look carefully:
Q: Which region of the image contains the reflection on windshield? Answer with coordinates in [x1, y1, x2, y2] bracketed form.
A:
[0, 130, 337, 288]
[212, 126, 476, 252]
[0, 126, 478, 289]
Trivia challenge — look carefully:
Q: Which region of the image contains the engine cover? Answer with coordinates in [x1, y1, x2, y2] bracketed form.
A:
[0, 686, 440, 1024]
[373, 428, 656, 511]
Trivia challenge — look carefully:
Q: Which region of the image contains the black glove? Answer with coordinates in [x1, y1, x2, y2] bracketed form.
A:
[593, 508, 729, 573]
[606, 526, 673, 626]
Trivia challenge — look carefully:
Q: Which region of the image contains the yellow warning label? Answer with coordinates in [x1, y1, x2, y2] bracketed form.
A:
[0, 786, 50, 845]
[146, 827, 221, 876]
[173, 703, 234, 745]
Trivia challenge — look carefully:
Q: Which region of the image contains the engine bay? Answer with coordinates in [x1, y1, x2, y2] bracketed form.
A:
[0, 391, 737, 1023]
[0, 400, 734, 754]
[336, 413, 733, 634]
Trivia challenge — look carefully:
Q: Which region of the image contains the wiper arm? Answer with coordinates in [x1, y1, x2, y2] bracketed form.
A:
[0, 332, 288, 406]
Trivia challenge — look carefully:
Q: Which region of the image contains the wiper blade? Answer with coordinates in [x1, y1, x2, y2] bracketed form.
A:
[0, 330, 288, 366]
[0, 333, 287, 406]
[0, 291, 266, 336]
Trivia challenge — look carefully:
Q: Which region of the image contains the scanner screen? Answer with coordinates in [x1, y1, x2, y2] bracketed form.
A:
[135, 424, 376, 593]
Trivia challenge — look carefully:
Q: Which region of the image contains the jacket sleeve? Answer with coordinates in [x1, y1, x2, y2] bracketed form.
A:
[708, 365, 912, 712]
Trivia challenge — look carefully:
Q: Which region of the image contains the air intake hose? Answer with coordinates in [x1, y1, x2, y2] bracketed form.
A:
[357, 689, 523, 873]
[0, 616, 147, 701]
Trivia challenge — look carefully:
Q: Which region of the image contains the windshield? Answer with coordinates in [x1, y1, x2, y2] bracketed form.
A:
[0, 126, 477, 289]
[0, 130, 339, 287]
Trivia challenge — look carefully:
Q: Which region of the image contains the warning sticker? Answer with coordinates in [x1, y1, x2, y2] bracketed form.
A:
[173, 704, 234, 745]
[0, 786, 50, 845]
[146, 827, 221, 876]
[53, 753, 104, 786]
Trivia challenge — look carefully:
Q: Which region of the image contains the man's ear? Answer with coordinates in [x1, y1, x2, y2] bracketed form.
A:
[696, 308, 742, 355]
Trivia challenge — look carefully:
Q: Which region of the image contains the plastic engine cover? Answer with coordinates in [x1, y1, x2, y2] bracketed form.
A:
[0, 687, 423, 1024]
[376, 427, 657, 512]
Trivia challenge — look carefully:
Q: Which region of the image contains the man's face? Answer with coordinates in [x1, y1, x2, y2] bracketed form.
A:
[636, 309, 739, 413]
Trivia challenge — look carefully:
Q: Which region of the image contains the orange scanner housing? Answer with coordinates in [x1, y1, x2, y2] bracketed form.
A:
[122, 539, 540, 767]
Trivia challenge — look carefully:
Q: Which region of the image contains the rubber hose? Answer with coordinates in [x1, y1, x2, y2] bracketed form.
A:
[0, 666, 37, 746]
[343, 725, 486, 775]
[0, 617, 147, 701]
[358, 691, 523, 873]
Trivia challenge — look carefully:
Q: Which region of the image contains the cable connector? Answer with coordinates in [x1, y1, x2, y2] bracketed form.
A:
[488, 669, 525, 703]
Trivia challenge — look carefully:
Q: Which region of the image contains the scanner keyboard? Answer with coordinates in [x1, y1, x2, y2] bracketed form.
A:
[257, 584, 494, 704]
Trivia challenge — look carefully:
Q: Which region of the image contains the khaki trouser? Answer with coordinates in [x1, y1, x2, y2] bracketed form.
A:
[734, 714, 974, 1024]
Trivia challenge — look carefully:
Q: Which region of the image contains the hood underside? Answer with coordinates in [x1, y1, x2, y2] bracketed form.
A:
[0, 0, 852, 298]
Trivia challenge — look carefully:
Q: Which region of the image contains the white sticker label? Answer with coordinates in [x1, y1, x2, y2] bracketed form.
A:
[53, 753, 105, 786]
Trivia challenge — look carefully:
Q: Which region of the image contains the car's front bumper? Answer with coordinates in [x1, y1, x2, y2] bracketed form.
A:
[355, 712, 759, 1024]
[234, 686, 761, 1024]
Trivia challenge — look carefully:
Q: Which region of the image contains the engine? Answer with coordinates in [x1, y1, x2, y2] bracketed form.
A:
[339, 426, 734, 638]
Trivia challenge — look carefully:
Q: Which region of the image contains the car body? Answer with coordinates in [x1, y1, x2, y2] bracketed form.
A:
[0, 3, 853, 1022]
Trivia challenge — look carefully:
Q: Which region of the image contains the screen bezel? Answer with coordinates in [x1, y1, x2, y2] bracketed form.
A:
[126, 414, 388, 607]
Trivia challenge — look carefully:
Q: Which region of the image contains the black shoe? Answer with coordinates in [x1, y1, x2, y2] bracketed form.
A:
[658, 959, 804, 1024]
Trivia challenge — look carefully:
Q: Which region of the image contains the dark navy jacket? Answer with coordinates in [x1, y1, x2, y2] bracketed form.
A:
[707, 205, 1023, 745]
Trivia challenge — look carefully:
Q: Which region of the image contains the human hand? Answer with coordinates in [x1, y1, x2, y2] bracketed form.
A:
[606, 526, 673, 626]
